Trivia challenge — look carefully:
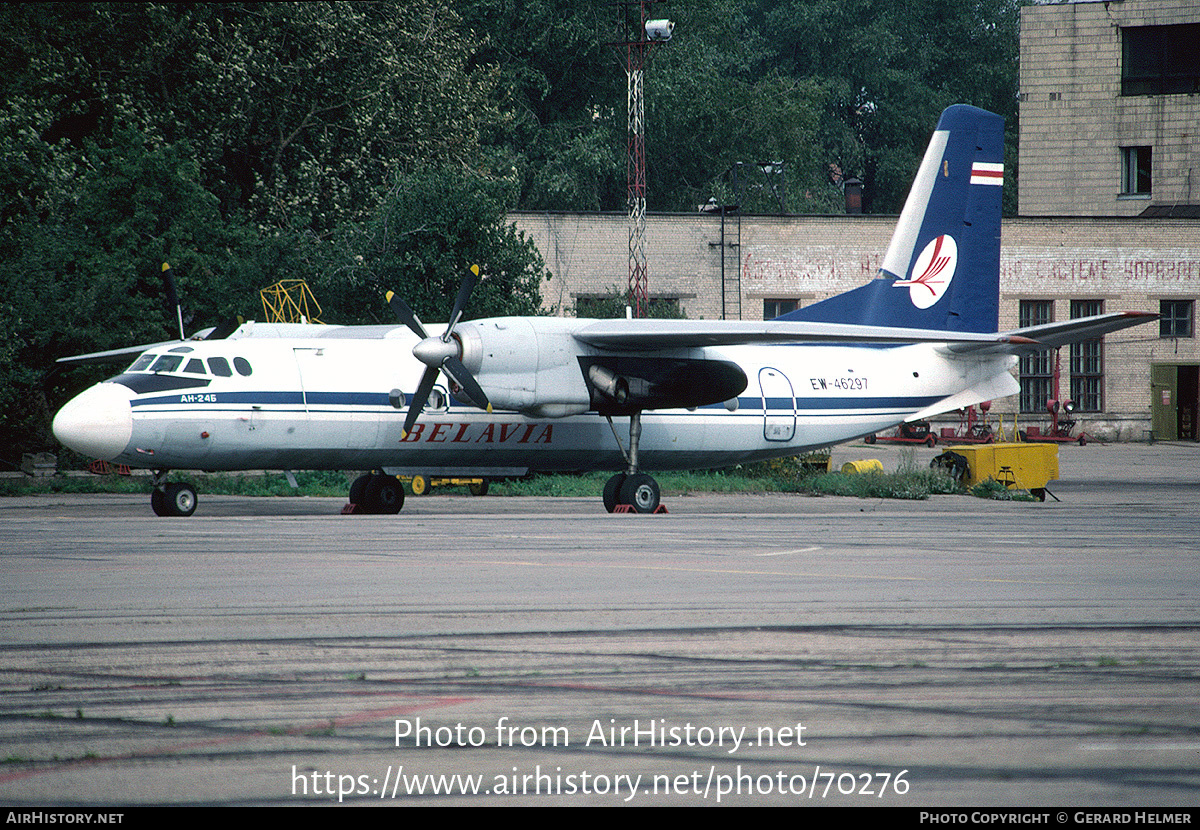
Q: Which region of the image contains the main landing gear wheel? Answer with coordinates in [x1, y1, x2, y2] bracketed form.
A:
[603, 473, 627, 513]
[349, 472, 404, 514]
[619, 473, 661, 514]
[365, 474, 404, 514]
[602, 411, 665, 514]
[349, 474, 369, 506]
[152, 482, 197, 517]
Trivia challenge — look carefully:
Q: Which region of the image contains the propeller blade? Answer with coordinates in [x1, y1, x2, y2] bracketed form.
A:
[444, 264, 480, 342]
[403, 366, 440, 439]
[392, 264, 491, 439]
[386, 291, 429, 339]
[442, 355, 491, 412]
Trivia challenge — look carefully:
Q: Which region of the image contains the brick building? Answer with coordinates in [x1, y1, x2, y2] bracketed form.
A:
[1019, 0, 1200, 218]
[511, 0, 1200, 441]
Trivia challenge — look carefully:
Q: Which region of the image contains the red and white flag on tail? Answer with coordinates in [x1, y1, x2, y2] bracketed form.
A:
[971, 162, 1003, 186]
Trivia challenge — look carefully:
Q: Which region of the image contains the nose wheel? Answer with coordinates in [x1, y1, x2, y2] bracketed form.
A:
[150, 473, 198, 517]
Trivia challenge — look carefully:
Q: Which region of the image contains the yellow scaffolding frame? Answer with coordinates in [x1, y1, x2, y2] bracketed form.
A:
[260, 279, 324, 324]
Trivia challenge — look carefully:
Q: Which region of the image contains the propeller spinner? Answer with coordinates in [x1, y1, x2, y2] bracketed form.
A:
[387, 265, 492, 438]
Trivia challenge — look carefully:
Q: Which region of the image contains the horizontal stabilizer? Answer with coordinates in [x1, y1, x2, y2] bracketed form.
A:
[1003, 312, 1157, 350]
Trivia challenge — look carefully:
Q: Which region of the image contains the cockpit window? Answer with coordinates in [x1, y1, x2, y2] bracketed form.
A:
[150, 355, 184, 373]
[233, 357, 253, 376]
[183, 358, 206, 374]
[128, 354, 155, 372]
[208, 357, 232, 377]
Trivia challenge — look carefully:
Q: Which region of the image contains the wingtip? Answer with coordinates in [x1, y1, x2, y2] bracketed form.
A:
[385, 290, 395, 302]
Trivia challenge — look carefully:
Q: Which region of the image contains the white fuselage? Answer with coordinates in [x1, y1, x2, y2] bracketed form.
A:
[53, 321, 1019, 476]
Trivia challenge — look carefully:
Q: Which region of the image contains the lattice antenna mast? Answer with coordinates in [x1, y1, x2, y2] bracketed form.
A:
[613, 3, 673, 318]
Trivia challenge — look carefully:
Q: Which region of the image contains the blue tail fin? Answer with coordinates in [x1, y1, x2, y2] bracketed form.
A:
[780, 105, 1004, 333]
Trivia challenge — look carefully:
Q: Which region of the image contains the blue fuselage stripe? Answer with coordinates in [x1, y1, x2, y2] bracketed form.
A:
[130, 390, 944, 416]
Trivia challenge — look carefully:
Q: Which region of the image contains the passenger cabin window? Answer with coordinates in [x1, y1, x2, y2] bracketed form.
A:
[184, 358, 206, 374]
[149, 355, 184, 373]
[233, 357, 253, 376]
[208, 357, 233, 377]
[128, 354, 155, 372]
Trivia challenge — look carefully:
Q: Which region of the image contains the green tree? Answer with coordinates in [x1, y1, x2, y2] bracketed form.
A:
[458, 1, 626, 212]
[334, 165, 550, 325]
[0, 2, 519, 463]
[1, 2, 499, 235]
[754, 0, 1020, 214]
[0, 127, 293, 461]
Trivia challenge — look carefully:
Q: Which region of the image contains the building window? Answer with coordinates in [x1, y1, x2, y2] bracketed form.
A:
[763, 299, 799, 320]
[1070, 300, 1104, 412]
[1121, 147, 1152, 196]
[1160, 300, 1194, 338]
[575, 294, 682, 319]
[1019, 300, 1053, 413]
[1121, 24, 1200, 96]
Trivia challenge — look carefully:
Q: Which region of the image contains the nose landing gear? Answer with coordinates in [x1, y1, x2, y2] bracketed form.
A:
[150, 471, 198, 517]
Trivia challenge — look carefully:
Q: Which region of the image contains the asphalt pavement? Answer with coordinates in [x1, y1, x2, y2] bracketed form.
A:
[1, 441, 1197, 806]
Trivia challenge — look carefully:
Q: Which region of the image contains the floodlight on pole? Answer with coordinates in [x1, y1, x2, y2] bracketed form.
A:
[611, 2, 673, 318]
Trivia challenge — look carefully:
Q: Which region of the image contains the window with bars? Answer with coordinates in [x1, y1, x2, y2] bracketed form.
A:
[1160, 299, 1194, 338]
[1070, 300, 1104, 412]
[1019, 300, 1054, 413]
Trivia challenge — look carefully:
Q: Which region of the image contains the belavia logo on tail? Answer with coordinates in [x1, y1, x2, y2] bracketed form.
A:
[895, 234, 957, 309]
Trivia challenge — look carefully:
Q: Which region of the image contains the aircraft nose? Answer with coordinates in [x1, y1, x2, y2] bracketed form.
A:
[52, 383, 134, 461]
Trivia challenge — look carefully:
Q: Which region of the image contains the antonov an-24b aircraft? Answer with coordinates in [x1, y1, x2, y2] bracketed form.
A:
[52, 106, 1155, 516]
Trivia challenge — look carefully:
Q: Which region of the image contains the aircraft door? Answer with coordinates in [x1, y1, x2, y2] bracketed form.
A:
[294, 347, 381, 449]
[759, 367, 796, 442]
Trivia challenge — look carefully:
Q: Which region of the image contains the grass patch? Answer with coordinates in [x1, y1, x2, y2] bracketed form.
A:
[0, 470, 350, 498]
[969, 477, 1038, 502]
[492, 451, 963, 501]
[5, 450, 1041, 503]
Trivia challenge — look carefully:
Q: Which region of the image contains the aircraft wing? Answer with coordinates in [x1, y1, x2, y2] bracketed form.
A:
[55, 341, 184, 366]
[573, 319, 1032, 350]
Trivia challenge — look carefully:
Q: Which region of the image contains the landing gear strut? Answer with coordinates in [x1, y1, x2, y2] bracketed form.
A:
[150, 470, 197, 517]
[603, 412, 663, 514]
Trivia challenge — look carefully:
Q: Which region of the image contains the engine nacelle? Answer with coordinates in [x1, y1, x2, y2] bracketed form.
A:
[455, 318, 592, 417]
[452, 317, 748, 418]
